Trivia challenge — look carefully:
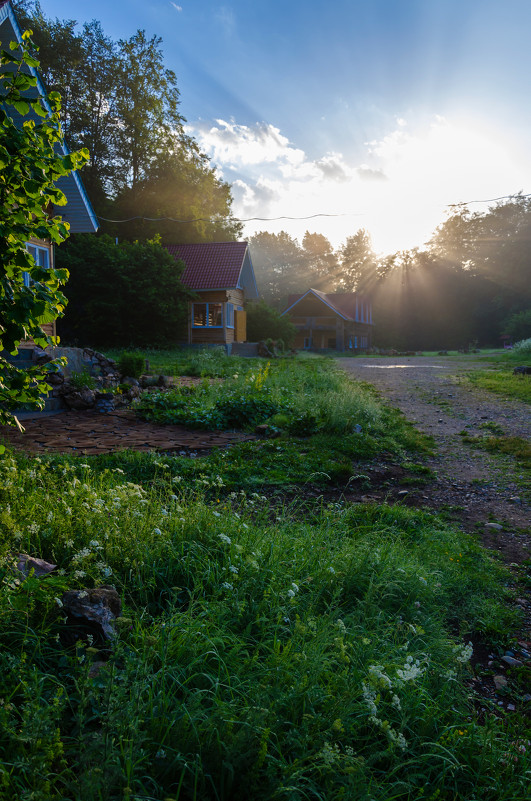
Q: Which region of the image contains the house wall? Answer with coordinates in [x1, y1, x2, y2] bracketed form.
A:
[189, 288, 246, 345]
[20, 237, 56, 346]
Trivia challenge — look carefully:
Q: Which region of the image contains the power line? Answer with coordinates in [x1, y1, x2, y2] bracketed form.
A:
[94, 193, 531, 226]
[448, 192, 531, 207]
[95, 212, 361, 224]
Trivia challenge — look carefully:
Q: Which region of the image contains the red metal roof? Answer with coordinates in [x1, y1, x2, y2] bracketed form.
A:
[165, 242, 249, 290]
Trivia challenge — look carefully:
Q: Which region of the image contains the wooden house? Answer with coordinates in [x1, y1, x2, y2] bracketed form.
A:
[0, 0, 98, 344]
[165, 242, 259, 345]
[282, 288, 373, 351]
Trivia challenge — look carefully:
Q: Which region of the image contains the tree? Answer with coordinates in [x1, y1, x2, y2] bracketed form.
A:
[56, 234, 194, 347]
[301, 231, 338, 290]
[0, 28, 88, 427]
[248, 231, 307, 306]
[246, 300, 297, 345]
[338, 229, 377, 291]
[16, 3, 241, 242]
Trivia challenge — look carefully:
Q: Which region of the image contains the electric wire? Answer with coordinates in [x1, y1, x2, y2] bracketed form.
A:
[94, 193, 531, 225]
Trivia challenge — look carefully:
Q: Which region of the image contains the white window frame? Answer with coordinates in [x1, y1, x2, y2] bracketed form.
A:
[192, 302, 224, 328]
[24, 242, 50, 286]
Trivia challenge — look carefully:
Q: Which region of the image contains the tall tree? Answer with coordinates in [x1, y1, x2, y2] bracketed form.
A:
[338, 229, 377, 291]
[248, 231, 307, 306]
[113, 30, 185, 192]
[301, 231, 338, 290]
[14, 3, 241, 241]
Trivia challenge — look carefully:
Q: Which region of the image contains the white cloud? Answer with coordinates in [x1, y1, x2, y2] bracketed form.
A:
[189, 115, 525, 253]
[170, 2, 182, 11]
[189, 119, 305, 169]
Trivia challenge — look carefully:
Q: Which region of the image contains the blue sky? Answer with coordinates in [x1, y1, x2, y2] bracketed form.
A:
[37, 0, 531, 252]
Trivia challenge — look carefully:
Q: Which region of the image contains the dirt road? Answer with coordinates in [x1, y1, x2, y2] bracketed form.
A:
[337, 355, 530, 561]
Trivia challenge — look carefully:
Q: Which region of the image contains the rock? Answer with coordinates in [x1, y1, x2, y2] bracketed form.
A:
[122, 377, 140, 388]
[62, 388, 96, 410]
[485, 522, 503, 531]
[513, 365, 531, 375]
[45, 370, 65, 386]
[502, 655, 523, 667]
[494, 675, 508, 690]
[16, 554, 56, 578]
[62, 586, 122, 642]
[32, 347, 54, 365]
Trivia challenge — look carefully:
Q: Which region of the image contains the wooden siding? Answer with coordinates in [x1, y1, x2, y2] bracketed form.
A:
[234, 309, 246, 342]
[187, 288, 246, 344]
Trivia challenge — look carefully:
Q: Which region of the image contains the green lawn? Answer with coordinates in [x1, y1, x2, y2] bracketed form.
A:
[1, 355, 530, 800]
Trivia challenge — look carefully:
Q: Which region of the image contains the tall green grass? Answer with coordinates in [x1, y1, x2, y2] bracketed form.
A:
[0, 450, 529, 800]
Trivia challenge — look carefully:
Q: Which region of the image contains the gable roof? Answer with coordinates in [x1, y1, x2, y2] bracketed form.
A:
[283, 289, 354, 320]
[0, 0, 98, 233]
[165, 242, 259, 298]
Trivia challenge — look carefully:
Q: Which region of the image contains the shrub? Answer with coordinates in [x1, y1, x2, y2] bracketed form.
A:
[68, 370, 96, 390]
[246, 300, 297, 345]
[512, 337, 531, 356]
[118, 351, 145, 378]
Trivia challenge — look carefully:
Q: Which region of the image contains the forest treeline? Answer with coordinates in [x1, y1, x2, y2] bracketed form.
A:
[249, 202, 531, 349]
[14, 1, 531, 350]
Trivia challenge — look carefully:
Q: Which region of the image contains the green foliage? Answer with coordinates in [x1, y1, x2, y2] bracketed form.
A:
[0, 29, 88, 425]
[246, 299, 297, 344]
[56, 234, 194, 347]
[512, 337, 531, 357]
[117, 351, 145, 379]
[0, 449, 529, 799]
[17, 2, 242, 242]
[504, 310, 531, 342]
[68, 369, 96, 390]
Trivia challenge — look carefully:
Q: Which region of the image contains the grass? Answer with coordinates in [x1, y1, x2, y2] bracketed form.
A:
[1, 450, 529, 800]
[1, 353, 530, 799]
[464, 368, 531, 403]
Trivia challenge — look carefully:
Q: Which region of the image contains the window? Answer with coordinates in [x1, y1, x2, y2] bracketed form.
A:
[24, 242, 50, 286]
[226, 302, 234, 328]
[192, 302, 223, 327]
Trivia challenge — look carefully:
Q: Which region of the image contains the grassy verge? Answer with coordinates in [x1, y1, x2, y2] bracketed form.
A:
[1, 449, 529, 800]
[464, 368, 531, 403]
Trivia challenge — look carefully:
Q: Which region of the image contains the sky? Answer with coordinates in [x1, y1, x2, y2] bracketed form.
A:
[37, 0, 531, 254]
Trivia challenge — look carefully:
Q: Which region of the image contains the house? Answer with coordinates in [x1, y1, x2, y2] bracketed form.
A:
[281, 288, 373, 351]
[0, 0, 98, 344]
[165, 242, 259, 345]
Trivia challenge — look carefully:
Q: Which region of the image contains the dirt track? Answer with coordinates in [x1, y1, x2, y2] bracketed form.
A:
[337, 355, 530, 560]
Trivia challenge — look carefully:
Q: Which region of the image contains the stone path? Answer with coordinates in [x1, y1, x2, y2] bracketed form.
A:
[0, 409, 255, 456]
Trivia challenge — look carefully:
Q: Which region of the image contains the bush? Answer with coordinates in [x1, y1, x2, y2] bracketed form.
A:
[118, 351, 145, 378]
[68, 370, 96, 390]
[512, 337, 531, 356]
[246, 300, 297, 345]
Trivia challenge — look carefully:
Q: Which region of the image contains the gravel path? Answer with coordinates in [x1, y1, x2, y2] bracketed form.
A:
[337, 355, 530, 561]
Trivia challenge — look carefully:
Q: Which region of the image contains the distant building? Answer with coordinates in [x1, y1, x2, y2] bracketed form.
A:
[281, 288, 373, 351]
[165, 242, 259, 345]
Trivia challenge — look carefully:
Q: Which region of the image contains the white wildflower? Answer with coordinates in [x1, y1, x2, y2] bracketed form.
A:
[221, 582, 233, 590]
[453, 641, 473, 663]
[219, 533, 231, 544]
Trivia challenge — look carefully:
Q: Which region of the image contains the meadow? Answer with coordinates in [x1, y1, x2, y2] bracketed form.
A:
[1, 353, 530, 800]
